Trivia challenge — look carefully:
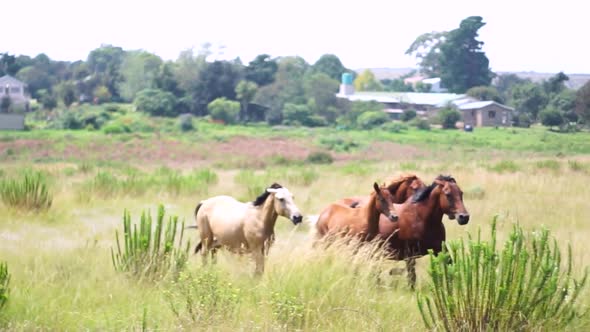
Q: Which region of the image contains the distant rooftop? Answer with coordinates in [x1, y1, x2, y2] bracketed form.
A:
[458, 101, 515, 111]
[339, 91, 468, 106]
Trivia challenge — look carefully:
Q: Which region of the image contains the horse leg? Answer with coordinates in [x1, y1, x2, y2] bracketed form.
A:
[406, 258, 417, 290]
[253, 246, 265, 276]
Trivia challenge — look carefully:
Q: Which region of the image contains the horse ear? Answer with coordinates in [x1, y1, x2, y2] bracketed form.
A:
[266, 188, 278, 193]
[373, 182, 380, 193]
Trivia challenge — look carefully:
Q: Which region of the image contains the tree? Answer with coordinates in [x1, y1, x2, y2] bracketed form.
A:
[438, 16, 494, 93]
[466, 86, 503, 103]
[93, 86, 112, 104]
[245, 54, 278, 86]
[543, 72, 569, 95]
[303, 72, 339, 121]
[208, 97, 240, 124]
[401, 109, 417, 122]
[576, 81, 590, 124]
[15, 65, 53, 99]
[539, 107, 564, 129]
[494, 74, 530, 104]
[191, 60, 243, 116]
[283, 103, 327, 127]
[405, 32, 448, 77]
[312, 54, 347, 81]
[511, 83, 548, 120]
[357, 111, 389, 129]
[87, 45, 126, 99]
[56, 81, 77, 107]
[438, 108, 461, 129]
[37, 89, 57, 110]
[381, 78, 414, 92]
[354, 69, 382, 91]
[118, 51, 163, 101]
[235, 80, 258, 121]
[134, 88, 178, 117]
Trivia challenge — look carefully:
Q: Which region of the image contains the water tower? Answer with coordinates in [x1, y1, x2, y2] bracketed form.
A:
[339, 72, 354, 96]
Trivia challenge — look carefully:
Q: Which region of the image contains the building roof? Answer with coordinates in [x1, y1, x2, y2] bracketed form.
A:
[0, 75, 26, 87]
[458, 101, 515, 111]
[341, 91, 467, 106]
[422, 77, 441, 84]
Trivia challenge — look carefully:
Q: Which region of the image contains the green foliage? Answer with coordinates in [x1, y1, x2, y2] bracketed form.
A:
[166, 270, 241, 324]
[357, 111, 389, 129]
[411, 118, 431, 130]
[93, 85, 112, 104]
[134, 89, 178, 117]
[102, 123, 130, 134]
[418, 220, 588, 332]
[438, 108, 461, 129]
[353, 69, 383, 91]
[381, 122, 408, 133]
[319, 136, 360, 152]
[0, 261, 9, 311]
[535, 159, 560, 171]
[38, 89, 57, 110]
[270, 291, 306, 329]
[401, 109, 417, 122]
[178, 114, 195, 132]
[0, 170, 52, 212]
[463, 186, 486, 200]
[439, 16, 494, 92]
[576, 81, 590, 124]
[208, 97, 240, 125]
[513, 113, 532, 128]
[512, 83, 548, 120]
[466, 86, 503, 103]
[283, 103, 327, 127]
[305, 151, 333, 164]
[111, 205, 191, 279]
[540, 107, 564, 128]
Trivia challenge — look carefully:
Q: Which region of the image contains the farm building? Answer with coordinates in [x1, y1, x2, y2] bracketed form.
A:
[0, 75, 29, 130]
[337, 73, 514, 126]
[459, 101, 513, 127]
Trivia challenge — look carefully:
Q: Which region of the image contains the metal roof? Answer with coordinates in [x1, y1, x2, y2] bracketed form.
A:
[340, 91, 466, 106]
[458, 101, 515, 111]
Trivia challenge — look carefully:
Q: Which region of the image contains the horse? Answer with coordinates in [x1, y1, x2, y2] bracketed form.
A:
[338, 174, 425, 208]
[380, 175, 470, 289]
[193, 183, 303, 275]
[314, 182, 399, 242]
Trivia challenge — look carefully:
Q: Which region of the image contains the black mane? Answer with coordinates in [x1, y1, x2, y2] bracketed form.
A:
[252, 183, 283, 206]
[411, 175, 455, 203]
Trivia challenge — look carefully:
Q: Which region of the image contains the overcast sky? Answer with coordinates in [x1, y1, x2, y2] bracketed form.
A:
[4, 0, 589, 73]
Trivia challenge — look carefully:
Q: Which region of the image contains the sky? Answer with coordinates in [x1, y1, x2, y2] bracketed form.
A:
[3, 0, 589, 74]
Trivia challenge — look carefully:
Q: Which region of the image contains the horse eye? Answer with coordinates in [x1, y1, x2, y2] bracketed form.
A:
[279, 198, 285, 202]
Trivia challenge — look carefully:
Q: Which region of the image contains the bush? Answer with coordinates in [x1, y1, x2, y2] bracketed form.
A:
[0, 261, 9, 312]
[0, 170, 52, 212]
[418, 219, 588, 332]
[134, 89, 178, 117]
[305, 151, 333, 164]
[111, 204, 191, 279]
[401, 109, 417, 122]
[357, 111, 390, 129]
[411, 118, 431, 130]
[283, 103, 327, 127]
[513, 113, 532, 128]
[208, 97, 240, 125]
[540, 107, 564, 128]
[178, 114, 195, 132]
[488, 160, 520, 173]
[438, 108, 462, 129]
[381, 122, 408, 133]
[102, 123, 130, 134]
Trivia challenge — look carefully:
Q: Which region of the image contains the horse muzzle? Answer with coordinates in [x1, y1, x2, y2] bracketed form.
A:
[457, 213, 470, 225]
[291, 214, 303, 225]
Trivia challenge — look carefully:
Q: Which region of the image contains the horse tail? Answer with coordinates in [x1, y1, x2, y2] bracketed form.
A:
[194, 202, 203, 218]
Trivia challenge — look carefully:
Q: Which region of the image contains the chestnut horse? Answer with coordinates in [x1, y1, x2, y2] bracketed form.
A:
[382, 175, 470, 289]
[193, 183, 303, 275]
[313, 183, 399, 241]
[338, 174, 425, 208]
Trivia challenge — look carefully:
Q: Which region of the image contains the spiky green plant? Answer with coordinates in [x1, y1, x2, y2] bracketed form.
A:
[0, 170, 52, 211]
[111, 204, 191, 279]
[0, 261, 9, 311]
[417, 219, 588, 331]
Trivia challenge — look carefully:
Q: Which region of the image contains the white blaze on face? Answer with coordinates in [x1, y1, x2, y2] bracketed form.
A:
[267, 187, 301, 220]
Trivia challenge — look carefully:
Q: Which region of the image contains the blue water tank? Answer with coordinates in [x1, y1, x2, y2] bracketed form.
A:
[342, 73, 353, 85]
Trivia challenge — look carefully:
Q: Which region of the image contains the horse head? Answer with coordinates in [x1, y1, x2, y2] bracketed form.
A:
[373, 182, 398, 222]
[387, 174, 426, 203]
[433, 175, 470, 225]
[266, 185, 303, 225]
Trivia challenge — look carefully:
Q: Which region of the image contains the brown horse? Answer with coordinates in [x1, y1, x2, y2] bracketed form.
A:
[380, 175, 470, 289]
[313, 183, 399, 241]
[338, 174, 425, 208]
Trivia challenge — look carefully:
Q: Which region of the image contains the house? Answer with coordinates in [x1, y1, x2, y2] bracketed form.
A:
[0, 75, 29, 130]
[459, 101, 513, 127]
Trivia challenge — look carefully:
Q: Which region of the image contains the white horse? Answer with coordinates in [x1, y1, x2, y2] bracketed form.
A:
[193, 183, 303, 275]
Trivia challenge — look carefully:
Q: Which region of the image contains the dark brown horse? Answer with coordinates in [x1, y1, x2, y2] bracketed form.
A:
[314, 183, 399, 241]
[338, 174, 425, 208]
[380, 175, 470, 289]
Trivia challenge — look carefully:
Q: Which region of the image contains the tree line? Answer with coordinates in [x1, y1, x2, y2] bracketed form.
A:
[1, 16, 589, 130]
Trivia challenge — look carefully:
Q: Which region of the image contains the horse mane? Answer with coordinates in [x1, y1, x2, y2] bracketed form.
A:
[411, 175, 456, 203]
[252, 183, 283, 206]
[386, 174, 418, 193]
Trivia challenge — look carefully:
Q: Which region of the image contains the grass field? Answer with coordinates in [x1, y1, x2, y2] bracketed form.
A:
[1, 125, 589, 331]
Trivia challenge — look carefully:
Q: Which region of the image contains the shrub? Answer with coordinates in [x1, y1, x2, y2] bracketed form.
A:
[178, 114, 195, 132]
[134, 89, 178, 117]
[0, 170, 52, 212]
[270, 291, 306, 329]
[438, 108, 462, 129]
[111, 204, 191, 279]
[0, 261, 9, 311]
[540, 107, 564, 128]
[283, 103, 327, 127]
[208, 98, 240, 125]
[513, 113, 532, 128]
[356, 111, 389, 129]
[411, 118, 431, 130]
[535, 159, 560, 171]
[418, 219, 588, 332]
[381, 122, 408, 133]
[401, 109, 417, 122]
[102, 123, 130, 134]
[488, 160, 520, 173]
[306, 151, 333, 164]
